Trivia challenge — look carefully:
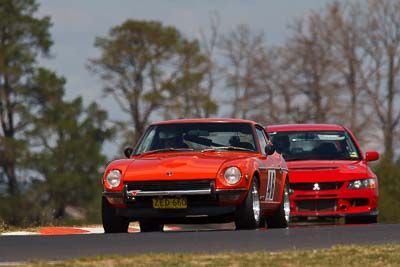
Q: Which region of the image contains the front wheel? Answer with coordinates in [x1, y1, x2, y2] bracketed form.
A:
[235, 178, 263, 230]
[267, 178, 290, 228]
[102, 197, 129, 233]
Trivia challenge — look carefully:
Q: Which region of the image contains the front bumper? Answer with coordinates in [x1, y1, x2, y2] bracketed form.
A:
[103, 181, 247, 223]
[290, 186, 378, 218]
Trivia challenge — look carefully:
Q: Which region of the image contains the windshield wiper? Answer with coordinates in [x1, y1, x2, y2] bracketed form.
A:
[141, 148, 194, 155]
[201, 146, 253, 152]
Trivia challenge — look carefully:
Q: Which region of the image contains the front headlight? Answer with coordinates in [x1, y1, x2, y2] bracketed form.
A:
[224, 167, 242, 185]
[347, 178, 376, 189]
[106, 169, 122, 188]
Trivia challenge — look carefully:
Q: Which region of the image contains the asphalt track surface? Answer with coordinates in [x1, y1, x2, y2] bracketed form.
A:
[0, 224, 399, 263]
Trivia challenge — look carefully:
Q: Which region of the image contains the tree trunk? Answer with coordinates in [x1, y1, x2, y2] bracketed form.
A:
[4, 163, 18, 196]
[383, 128, 394, 162]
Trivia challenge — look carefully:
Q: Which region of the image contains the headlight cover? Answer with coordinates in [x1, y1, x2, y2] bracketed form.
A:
[347, 178, 376, 189]
[106, 169, 122, 188]
[224, 167, 242, 185]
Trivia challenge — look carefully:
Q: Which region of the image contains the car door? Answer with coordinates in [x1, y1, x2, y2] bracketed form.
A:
[255, 126, 281, 206]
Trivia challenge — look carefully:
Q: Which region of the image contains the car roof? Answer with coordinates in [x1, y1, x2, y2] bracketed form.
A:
[151, 118, 258, 126]
[266, 124, 345, 132]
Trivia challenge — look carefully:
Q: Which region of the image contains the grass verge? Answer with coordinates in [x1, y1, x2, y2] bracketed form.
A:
[21, 243, 400, 267]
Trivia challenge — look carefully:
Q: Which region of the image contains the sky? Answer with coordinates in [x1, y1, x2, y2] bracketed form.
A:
[36, 0, 333, 154]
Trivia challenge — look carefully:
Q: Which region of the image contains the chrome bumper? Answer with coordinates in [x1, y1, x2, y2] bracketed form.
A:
[103, 186, 247, 201]
[126, 189, 211, 197]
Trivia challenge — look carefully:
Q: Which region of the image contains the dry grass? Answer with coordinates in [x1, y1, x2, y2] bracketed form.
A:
[20, 244, 400, 267]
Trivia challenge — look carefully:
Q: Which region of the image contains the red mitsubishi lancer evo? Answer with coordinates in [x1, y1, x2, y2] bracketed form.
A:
[266, 124, 379, 224]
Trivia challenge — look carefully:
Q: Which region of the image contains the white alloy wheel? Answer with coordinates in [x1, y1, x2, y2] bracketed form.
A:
[252, 182, 261, 223]
[283, 183, 291, 223]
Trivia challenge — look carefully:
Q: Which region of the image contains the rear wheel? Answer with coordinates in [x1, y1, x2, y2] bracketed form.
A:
[102, 197, 129, 233]
[345, 215, 378, 224]
[267, 178, 291, 228]
[235, 178, 263, 230]
[139, 221, 164, 232]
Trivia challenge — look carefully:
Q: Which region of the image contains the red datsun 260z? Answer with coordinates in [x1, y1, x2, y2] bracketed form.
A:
[102, 119, 290, 232]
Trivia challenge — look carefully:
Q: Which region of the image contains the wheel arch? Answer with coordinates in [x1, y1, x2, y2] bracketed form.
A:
[252, 170, 260, 183]
[277, 171, 290, 203]
[250, 170, 261, 189]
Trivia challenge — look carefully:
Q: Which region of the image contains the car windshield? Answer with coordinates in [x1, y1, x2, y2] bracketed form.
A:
[134, 122, 257, 155]
[269, 130, 361, 161]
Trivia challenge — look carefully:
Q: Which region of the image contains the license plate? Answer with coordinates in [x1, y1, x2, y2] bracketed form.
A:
[152, 197, 187, 209]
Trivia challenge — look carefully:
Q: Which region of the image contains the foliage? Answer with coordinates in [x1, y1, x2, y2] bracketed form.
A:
[0, 1, 113, 226]
[26, 70, 113, 223]
[1, 0, 400, 227]
[374, 160, 400, 223]
[215, 0, 400, 161]
[0, 0, 52, 196]
[88, 20, 216, 144]
[0, 68, 113, 226]
[219, 24, 268, 120]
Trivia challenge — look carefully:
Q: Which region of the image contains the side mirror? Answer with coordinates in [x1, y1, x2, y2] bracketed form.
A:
[124, 147, 134, 158]
[365, 151, 379, 162]
[265, 143, 275, 155]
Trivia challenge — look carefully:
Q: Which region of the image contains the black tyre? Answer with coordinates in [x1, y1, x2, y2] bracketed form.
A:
[139, 220, 164, 232]
[235, 178, 263, 230]
[102, 197, 129, 233]
[345, 215, 378, 224]
[267, 178, 291, 228]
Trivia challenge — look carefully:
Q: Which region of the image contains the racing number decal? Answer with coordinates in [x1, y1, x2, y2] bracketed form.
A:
[266, 169, 276, 201]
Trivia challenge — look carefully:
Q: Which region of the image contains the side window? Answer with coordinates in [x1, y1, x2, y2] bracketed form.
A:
[256, 127, 268, 155]
[135, 127, 156, 154]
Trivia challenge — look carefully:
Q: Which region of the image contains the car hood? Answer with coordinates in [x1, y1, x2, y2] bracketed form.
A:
[123, 152, 239, 181]
[286, 160, 368, 182]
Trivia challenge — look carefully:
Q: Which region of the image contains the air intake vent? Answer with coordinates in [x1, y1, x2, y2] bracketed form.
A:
[125, 180, 212, 191]
[290, 182, 343, 191]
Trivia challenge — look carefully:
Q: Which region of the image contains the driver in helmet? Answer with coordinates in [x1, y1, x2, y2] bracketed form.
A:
[160, 132, 188, 149]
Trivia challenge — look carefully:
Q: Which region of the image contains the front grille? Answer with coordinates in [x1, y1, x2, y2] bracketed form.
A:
[296, 199, 337, 212]
[125, 179, 212, 191]
[290, 182, 343, 191]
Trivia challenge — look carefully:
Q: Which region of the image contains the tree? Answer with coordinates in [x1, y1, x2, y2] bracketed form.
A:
[199, 11, 221, 118]
[286, 0, 400, 160]
[26, 68, 113, 222]
[311, 1, 375, 143]
[0, 1, 113, 226]
[220, 24, 267, 119]
[161, 39, 216, 119]
[0, 0, 52, 196]
[248, 46, 299, 125]
[362, 0, 400, 162]
[373, 160, 400, 223]
[285, 13, 342, 123]
[88, 20, 215, 143]
[0, 68, 113, 226]
[265, 47, 306, 124]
